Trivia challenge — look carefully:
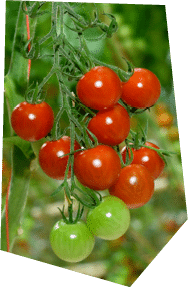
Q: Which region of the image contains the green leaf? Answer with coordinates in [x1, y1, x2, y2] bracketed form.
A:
[3, 136, 35, 160]
[1, 145, 32, 251]
[50, 182, 65, 197]
[4, 74, 24, 113]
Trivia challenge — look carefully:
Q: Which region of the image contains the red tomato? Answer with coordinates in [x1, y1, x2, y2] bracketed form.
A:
[121, 142, 165, 179]
[87, 103, 130, 146]
[74, 145, 121, 190]
[121, 68, 161, 108]
[11, 101, 54, 142]
[109, 164, 155, 209]
[76, 66, 122, 110]
[39, 136, 80, 180]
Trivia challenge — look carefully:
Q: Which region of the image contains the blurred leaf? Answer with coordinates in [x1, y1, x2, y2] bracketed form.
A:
[4, 74, 24, 113]
[1, 145, 32, 252]
[3, 136, 35, 161]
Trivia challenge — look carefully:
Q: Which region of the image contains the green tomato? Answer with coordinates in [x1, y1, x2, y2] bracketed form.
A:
[86, 196, 130, 240]
[50, 220, 95, 263]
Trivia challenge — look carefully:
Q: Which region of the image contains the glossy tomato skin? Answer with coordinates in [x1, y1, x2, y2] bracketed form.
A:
[86, 196, 130, 240]
[88, 103, 130, 146]
[50, 220, 95, 263]
[74, 145, 121, 190]
[121, 68, 161, 108]
[76, 66, 122, 110]
[11, 101, 54, 142]
[121, 142, 165, 179]
[39, 136, 80, 180]
[109, 164, 155, 209]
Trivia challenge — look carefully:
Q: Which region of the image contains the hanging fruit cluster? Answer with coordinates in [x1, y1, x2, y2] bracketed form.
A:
[10, 2, 173, 263]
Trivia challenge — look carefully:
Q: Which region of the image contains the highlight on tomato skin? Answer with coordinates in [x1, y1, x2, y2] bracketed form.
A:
[74, 145, 122, 190]
[121, 68, 161, 109]
[11, 101, 54, 142]
[87, 103, 130, 146]
[39, 136, 80, 180]
[109, 164, 155, 209]
[121, 142, 165, 179]
[76, 66, 122, 110]
[50, 219, 95, 263]
[86, 195, 130, 240]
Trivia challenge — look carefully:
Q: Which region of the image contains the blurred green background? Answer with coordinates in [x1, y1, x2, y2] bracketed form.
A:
[2, 2, 187, 286]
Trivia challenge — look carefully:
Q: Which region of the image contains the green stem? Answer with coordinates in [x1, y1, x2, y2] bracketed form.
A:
[139, 144, 175, 161]
[1, 146, 31, 251]
[38, 67, 56, 92]
[62, 2, 87, 27]
[53, 105, 65, 140]
[7, 2, 22, 76]
[70, 120, 76, 192]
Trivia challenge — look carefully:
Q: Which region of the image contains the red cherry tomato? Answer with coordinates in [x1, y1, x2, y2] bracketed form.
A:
[121, 68, 161, 108]
[76, 66, 122, 110]
[109, 164, 155, 209]
[11, 101, 54, 142]
[74, 145, 121, 190]
[87, 103, 130, 146]
[39, 136, 80, 180]
[121, 142, 165, 179]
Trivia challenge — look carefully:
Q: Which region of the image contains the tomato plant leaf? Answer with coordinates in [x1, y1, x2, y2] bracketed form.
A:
[1, 145, 32, 252]
[4, 74, 24, 113]
[50, 182, 65, 197]
[3, 136, 35, 160]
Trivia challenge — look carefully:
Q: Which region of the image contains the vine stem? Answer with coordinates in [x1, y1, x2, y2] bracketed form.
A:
[5, 172, 11, 252]
[5, 2, 31, 253]
[7, 2, 22, 76]
[25, 4, 31, 82]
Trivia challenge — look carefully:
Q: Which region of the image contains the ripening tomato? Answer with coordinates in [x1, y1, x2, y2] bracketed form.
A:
[167, 126, 179, 142]
[121, 142, 165, 179]
[50, 220, 95, 263]
[74, 145, 121, 190]
[2, 159, 11, 197]
[39, 136, 80, 180]
[156, 112, 174, 128]
[86, 196, 130, 240]
[162, 219, 180, 234]
[87, 103, 130, 146]
[121, 68, 161, 108]
[76, 66, 122, 110]
[11, 101, 54, 142]
[109, 164, 155, 209]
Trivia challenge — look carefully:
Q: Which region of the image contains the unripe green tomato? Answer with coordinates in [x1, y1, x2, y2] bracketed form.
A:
[86, 196, 130, 240]
[50, 220, 95, 263]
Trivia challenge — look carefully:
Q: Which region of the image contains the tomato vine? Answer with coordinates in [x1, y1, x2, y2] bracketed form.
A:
[3, 1, 174, 263]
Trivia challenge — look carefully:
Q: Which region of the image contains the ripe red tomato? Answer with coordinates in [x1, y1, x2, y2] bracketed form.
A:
[121, 142, 165, 179]
[76, 66, 122, 110]
[121, 68, 161, 108]
[87, 103, 130, 146]
[39, 136, 80, 180]
[109, 164, 155, 209]
[74, 145, 121, 190]
[11, 101, 54, 142]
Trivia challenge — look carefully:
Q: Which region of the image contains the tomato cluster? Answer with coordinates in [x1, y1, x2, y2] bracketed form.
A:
[75, 66, 163, 209]
[10, 65, 164, 263]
